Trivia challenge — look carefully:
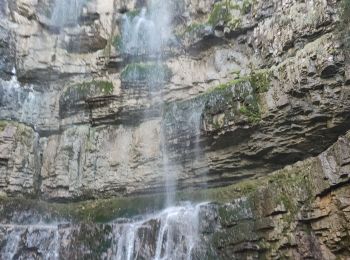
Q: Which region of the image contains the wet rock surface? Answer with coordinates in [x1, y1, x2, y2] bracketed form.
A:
[209, 132, 350, 259]
[0, 0, 348, 199]
[0, 132, 349, 259]
[0, 0, 350, 258]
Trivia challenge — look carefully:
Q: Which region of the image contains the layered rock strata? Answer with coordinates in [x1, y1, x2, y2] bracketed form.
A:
[0, 0, 348, 200]
[0, 131, 349, 259]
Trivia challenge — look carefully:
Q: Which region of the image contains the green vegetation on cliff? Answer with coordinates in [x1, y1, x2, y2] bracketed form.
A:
[74, 80, 114, 95]
[0, 121, 7, 131]
[164, 70, 270, 129]
[207, 0, 256, 28]
[239, 104, 260, 124]
[64, 80, 114, 97]
[250, 69, 271, 93]
[180, 22, 211, 38]
[0, 121, 34, 146]
[206, 69, 270, 95]
[207, 1, 243, 28]
[0, 194, 165, 223]
[125, 9, 141, 19]
[0, 156, 315, 224]
[60, 80, 114, 108]
[113, 35, 123, 51]
[241, 0, 253, 14]
[121, 62, 172, 83]
[182, 0, 257, 37]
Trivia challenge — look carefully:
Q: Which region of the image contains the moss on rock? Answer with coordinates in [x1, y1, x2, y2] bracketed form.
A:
[0, 121, 7, 131]
[164, 71, 269, 132]
[250, 69, 271, 93]
[113, 35, 123, 51]
[208, 1, 240, 26]
[121, 62, 172, 84]
[241, 0, 252, 14]
[239, 104, 261, 124]
[207, 0, 243, 30]
[60, 80, 114, 110]
[0, 194, 165, 223]
[181, 0, 258, 39]
[64, 80, 113, 97]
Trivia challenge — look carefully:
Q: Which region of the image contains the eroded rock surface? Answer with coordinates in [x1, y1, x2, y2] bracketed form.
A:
[0, 0, 349, 200]
[0, 131, 349, 259]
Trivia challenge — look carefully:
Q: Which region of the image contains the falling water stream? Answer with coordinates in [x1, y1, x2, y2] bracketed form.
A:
[0, 203, 208, 259]
[120, 0, 181, 207]
[0, 69, 42, 127]
[50, 0, 86, 28]
[111, 203, 204, 260]
[116, 3, 208, 258]
[0, 1, 209, 259]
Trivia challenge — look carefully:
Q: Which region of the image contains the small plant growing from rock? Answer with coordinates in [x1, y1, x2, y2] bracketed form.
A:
[0, 121, 7, 131]
[113, 35, 123, 51]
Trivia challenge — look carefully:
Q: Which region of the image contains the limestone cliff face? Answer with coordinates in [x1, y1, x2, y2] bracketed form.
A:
[0, 0, 349, 257]
[1, 0, 349, 201]
[0, 131, 349, 259]
[207, 131, 350, 259]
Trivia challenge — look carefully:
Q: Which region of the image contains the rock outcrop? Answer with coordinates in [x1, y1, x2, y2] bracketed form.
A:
[209, 131, 350, 259]
[0, 0, 349, 257]
[0, 121, 39, 197]
[1, 0, 348, 200]
[0, 1, 350, 199]
[0, 131, 349, 259]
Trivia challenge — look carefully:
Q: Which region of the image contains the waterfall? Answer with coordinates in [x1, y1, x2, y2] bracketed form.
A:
[0, 0, 6, 18]
[0, 69, 41, 128]
[0, 203, 208, 259]
[120, 1, 172, 57]
[120, 0, 179, 206]
[163, 98, 208, 196]
[113, 3, 208, 258]
[189, 102, 208, 190]
[0, 224, 61, 260]
[50, 0, 86, 28]
[0, 1, 210, 259]
[112, 203, 203, 260]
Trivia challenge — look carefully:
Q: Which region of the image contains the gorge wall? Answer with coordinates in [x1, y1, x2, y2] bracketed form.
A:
[0, 0, 349, 259]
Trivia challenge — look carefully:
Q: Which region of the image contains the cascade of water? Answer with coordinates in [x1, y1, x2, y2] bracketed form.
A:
[0, 68, 41, 127]
[120, 0, 180, 207]
[163, 97, 209, 201]
[50, 0, 86, 28]
[111, 203, 203, 260]
[120, 1, 171, 57]
[0, 204, 207, 259]
[0, 1, 6, 19]
[188, 101, 208, 190]
[0, 225, 61, 260]
[1, 229, 22, 260]
[0, 1, 211, 259]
